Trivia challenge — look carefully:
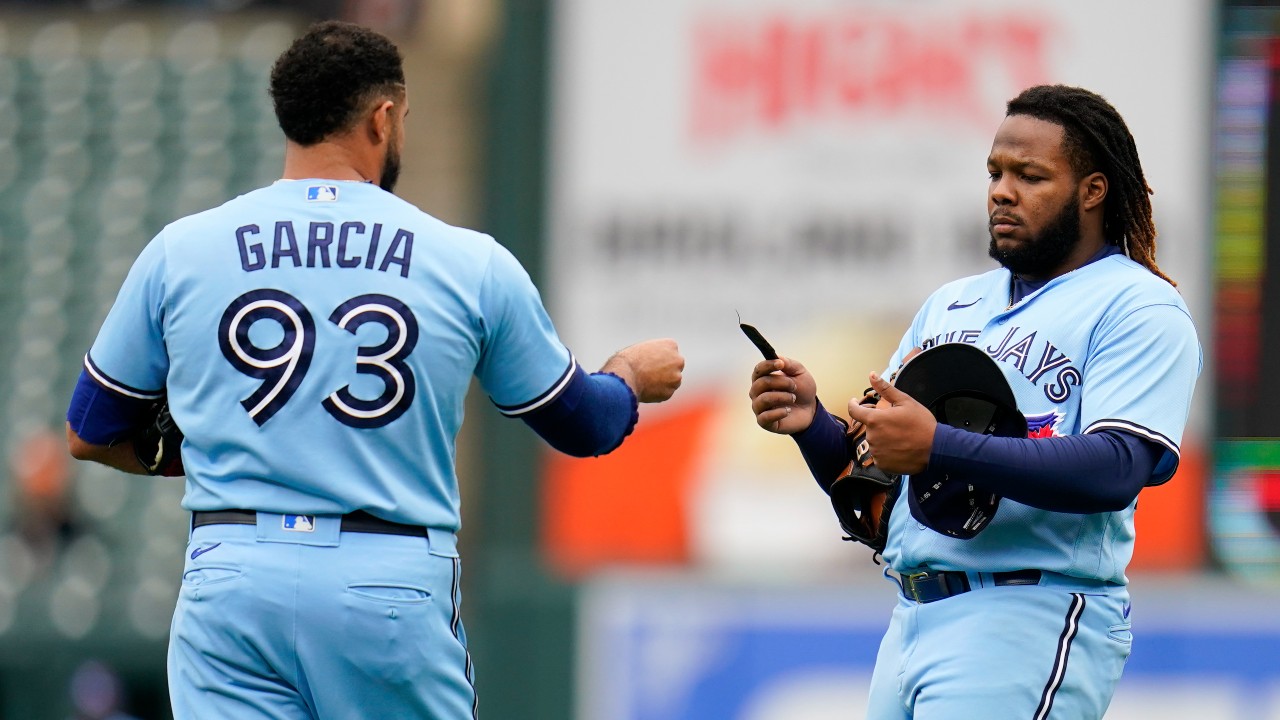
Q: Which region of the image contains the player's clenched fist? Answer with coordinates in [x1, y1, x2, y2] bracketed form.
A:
[603, 338, 685, 403]
[749, 357, 818, 434]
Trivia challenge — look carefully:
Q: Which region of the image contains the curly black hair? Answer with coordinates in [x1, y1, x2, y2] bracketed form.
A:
[269, 21, 405, 146]
[1006, 85, 1173, 286]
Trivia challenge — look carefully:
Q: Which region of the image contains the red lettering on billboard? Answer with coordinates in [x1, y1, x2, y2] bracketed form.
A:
[691, 10, 1055, 141]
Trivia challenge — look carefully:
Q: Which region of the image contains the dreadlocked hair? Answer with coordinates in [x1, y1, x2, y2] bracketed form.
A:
[1006, 85, 1174, 286]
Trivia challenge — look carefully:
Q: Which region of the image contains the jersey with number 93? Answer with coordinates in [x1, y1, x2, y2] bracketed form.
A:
[86, 180, 573, 531]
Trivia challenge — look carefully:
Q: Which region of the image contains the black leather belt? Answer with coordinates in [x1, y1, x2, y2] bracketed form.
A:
[901, 569, 1042, 603]
[192, 509, 428, 538]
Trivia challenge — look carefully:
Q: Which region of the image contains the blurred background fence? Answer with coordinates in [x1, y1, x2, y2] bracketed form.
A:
[0, 1, 1276, 719]
[0, 10, 295, 719]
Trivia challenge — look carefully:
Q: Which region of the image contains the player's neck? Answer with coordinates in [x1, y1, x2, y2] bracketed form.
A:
[1052, 234, 1108, 279]
[280, 140, 377, 184]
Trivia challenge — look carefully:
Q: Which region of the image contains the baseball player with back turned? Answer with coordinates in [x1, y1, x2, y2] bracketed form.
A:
[65, 21, 684, 719]
[749, 85, 1201, 718]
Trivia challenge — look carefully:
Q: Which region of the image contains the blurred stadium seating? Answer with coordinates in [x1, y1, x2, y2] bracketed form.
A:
[0, 13, 296, 717]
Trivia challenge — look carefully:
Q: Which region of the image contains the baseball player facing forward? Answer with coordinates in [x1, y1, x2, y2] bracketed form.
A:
[65, 22, 683, 719]
[750, 85, 1200, 718]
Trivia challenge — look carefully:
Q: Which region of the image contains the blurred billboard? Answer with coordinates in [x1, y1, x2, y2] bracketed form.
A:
[1210, 3, 1280, 579]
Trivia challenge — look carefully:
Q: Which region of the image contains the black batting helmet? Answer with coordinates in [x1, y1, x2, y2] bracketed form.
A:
[893, 343, 1027, 539]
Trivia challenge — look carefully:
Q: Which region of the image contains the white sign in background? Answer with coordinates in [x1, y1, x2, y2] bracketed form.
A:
[548, 0, 1212, 570]
[578, 573, 1280, 720]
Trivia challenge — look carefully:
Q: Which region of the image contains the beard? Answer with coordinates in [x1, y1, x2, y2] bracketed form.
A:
[988, 195, 1081, 278]
[379, 145, 401, 193]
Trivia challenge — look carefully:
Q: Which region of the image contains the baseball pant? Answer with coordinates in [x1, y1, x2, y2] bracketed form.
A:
[168, 513, 477, 719]
[866, 571, 1131, 719]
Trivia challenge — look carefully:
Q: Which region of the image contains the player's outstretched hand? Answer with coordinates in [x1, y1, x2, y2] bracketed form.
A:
[602, 339, 685, 403]
[749, 357, 818, 434]
[846, 372, 935, 474]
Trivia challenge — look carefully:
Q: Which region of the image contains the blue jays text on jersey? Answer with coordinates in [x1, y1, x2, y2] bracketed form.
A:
[920, 326, 1081, 404]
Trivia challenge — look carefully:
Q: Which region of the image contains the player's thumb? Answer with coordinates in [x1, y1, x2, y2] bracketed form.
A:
[846, 393, 871, 424]
[779, 356, 808, 378]
[869, 371, 909, 406]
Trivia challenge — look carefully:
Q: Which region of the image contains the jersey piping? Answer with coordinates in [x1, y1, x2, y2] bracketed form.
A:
[493, 355, 578, 416]
[450, 557, 479, 720]
[83, 353, 164, 400]
[1082, 419, 1178, 457]
[1034, 593, 1086, 720]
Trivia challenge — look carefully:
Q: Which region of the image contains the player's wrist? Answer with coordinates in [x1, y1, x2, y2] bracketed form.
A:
[790, 402, 833, 438]
[599, 353, 639, 396]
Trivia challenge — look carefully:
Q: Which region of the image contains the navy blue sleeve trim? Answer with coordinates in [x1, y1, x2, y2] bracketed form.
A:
[1083, 418, 1180, 485]
[928, 426, 1161, 513]
[83, 353, 164, 401]
[519, 365, 639, 457]
[790, 400, 851, 494]
[493, 355, 578, 416]
[66, 368, 156, 445]
[1082, 418, 1177, 457]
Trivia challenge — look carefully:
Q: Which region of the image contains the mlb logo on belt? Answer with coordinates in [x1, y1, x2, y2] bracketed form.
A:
[282, 514, 316, 532]
[306, 185, 338, 202]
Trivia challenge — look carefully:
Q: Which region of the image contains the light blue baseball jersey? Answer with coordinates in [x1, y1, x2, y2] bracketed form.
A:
[881, 254, 1201, 583]
[86, 180, 574, 530]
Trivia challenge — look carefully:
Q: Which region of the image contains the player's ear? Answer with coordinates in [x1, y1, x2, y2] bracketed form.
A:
[368, 99, 395, 145]
[1080, 171, 1107, 212]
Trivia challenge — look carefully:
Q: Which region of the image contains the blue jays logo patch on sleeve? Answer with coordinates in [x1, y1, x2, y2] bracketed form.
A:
[306, 185, 339, 202]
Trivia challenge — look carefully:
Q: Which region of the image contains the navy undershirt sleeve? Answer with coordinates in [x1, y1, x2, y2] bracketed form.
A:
[66, 369, 154, 445]
[790, 400, 851, 494]
[519, 365, 639, 457]
[928, 425, 1162, 513]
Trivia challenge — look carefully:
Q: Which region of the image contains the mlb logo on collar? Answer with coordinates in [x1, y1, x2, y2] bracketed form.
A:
[306, 185, 338, 202]
[283, 514, 316, 532]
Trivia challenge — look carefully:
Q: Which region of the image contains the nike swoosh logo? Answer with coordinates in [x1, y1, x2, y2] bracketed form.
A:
[190, 543, 222, 560]
[947, 298, 982, 310]
[1122, 603, 1131, 619]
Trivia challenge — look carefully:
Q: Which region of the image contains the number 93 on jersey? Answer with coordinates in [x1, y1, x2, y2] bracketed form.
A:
[218, 288, 419, 429]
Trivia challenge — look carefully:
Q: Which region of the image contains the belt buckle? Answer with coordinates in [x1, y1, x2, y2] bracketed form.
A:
[904, 571, 931, 602]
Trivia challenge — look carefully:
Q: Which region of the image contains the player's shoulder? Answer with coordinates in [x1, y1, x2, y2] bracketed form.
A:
[395, 199, 499, 249]
[155, 183, 286, 240]
[1091, 255, 1188, 312]
[332, 183, 502, 254]
[157, 192, 251, 237]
